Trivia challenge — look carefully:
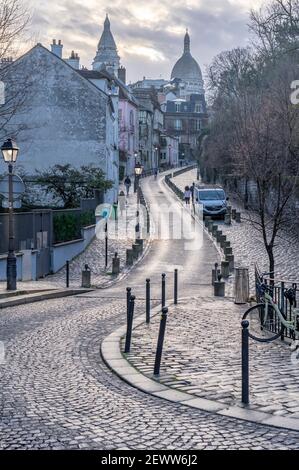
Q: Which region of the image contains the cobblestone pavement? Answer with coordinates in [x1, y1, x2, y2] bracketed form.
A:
[0, 187, 142, 292]
[173, 169, 299, 290]
[125, 296, 299, 419]
[0, 295, 298, 450]
[0, 173, 298, 449]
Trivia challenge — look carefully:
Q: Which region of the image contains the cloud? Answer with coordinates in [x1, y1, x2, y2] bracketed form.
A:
[27, 0, 266, 82]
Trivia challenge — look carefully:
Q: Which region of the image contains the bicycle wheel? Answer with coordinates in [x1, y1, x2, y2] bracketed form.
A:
[242, 303, 283, 342]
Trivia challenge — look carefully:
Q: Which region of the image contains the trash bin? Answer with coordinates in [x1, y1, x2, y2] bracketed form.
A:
[234, 267, 249, 304]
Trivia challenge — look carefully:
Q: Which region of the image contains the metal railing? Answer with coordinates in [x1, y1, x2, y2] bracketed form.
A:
[255, 264, 298, 340]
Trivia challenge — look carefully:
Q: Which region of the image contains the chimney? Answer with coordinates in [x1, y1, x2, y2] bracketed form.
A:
[51, 39, 63, 58]
[118, 66, 126, 84]
[66, 51, 80, 70]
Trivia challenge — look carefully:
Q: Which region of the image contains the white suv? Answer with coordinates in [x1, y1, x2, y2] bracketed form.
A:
[195, 186, 228, 218]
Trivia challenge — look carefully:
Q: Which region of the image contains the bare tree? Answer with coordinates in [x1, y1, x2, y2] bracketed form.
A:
[204, 6, 299, 276]
[0, 0, 30, 60]
[249, 0, 299, 60]
[0, 0, 31, 139]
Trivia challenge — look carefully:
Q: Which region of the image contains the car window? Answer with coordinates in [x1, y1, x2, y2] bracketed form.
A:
[198, 190, 225, 201]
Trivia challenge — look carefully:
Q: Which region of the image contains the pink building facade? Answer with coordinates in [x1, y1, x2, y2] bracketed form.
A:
[118, 89, 139, 179]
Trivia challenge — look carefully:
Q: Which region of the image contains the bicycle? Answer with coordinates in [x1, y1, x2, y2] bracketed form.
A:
[242, 273, 299, 351]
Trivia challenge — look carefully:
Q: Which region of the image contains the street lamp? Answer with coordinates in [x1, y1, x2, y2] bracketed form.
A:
[154, 146, 159, 170]
[181, 151, 185, 167]
[1, 138, 20, 291]
[134, 161, 143, 193]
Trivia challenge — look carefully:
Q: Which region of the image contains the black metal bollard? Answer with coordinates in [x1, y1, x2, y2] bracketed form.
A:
[162, 273, 166, 308]
[154, 307, 168, 376]
[105, 222, 108, 269]
[124, 295, 135, 354]
[241, 320, 249, 405]
[146, 210, 150, 234]
[280, 281, 285, 342]
[126, 287, 131, 323]
[146, 279, 151, 324]
[174, 269, 178, 305]
[66, 260, 70, 288]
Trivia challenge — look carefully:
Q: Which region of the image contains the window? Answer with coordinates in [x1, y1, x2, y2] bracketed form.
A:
[196, 119, 201, 131]
[174, 119, 182, 130]
[175, 103, 180, 112]
[139, 111, 147, 124]
[130, 110, 134, 126]
[198, 190, 225, 201]
[195, 104, 201, 113]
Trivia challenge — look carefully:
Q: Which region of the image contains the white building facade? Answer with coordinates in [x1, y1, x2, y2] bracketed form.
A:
[0, 44, 119, 204]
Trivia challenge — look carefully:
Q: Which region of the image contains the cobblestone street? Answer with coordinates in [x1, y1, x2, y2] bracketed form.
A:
[0, 173, 298, 449]
[0, 295, 298, 450]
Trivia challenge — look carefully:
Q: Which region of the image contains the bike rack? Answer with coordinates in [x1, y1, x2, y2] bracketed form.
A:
[241, 318, 284, 405]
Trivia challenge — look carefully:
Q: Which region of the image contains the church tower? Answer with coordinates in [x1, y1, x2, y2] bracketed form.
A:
[93, 15, 120, 75]
[171, 29, 204, 96]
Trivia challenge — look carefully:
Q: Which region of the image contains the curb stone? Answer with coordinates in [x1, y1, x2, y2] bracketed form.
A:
[0, 288, 94, 309]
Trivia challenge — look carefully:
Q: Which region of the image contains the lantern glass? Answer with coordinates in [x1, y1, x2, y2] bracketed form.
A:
[135, 163, 143, 176]
[1, 139, 19, 163]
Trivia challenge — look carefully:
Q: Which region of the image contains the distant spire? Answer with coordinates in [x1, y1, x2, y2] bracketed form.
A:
[104, 13, 110, 29]
[184, 29, 190, 53]
[93, 14, 120, 74]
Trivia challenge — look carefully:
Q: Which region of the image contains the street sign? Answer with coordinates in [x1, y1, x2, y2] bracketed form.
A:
[95, 203, 112, 220]
[1, 198, 22, 209]
[0, 174, 25, 200]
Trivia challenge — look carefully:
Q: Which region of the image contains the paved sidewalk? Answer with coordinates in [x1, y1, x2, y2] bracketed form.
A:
[123, 296, 299, 420]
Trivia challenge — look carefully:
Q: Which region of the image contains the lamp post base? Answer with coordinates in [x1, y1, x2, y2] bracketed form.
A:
[7, 253, 17, 291]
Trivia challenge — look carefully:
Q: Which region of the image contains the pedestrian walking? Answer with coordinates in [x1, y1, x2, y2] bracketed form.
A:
[184, 186, 191, 205]
[118, 190, 126, 217]
[154, 168, 158, 180]
[124, 176, 131, 196]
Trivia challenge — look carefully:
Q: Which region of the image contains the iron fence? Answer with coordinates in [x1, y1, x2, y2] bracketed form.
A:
[255, 264, 298, 340]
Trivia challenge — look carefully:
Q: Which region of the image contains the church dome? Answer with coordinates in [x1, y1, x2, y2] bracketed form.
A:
[171, 31, 204, 94]
[171, 54, 202, 82]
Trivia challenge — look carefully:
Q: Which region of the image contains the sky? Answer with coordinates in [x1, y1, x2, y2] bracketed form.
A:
[27, 0, 265, 83]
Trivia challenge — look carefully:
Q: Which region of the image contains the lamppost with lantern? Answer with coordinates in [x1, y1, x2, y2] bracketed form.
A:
[134, 150, 138, 166]
[1, 138, 20, 291]
[180, 151, 185, 167]
[134, 161, 143, 193]
[168, 144, 172, 167]
[154, 146, 159, 170]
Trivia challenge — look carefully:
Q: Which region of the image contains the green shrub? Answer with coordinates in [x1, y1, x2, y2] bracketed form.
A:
[53, 211, 95, 243]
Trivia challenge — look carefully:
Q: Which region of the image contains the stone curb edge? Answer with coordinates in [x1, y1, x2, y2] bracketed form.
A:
[0, 288, 94, 309]
[101, 299, 299, 433]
